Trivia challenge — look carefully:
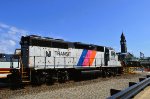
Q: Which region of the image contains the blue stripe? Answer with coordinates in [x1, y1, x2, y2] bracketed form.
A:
[77, 49, 88, 66]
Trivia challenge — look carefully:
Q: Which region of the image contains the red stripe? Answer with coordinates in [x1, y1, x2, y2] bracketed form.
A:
[0, 68, 11, 71]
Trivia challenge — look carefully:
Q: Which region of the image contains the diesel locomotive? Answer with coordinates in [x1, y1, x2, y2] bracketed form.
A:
[0, 35, 123, 87]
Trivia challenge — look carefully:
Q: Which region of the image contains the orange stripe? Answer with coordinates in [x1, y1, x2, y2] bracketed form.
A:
[0, 71, 10, 73]
[0, 73, 11, 74]
[89, 51, 96, 66]
[0, 76, 7, 78]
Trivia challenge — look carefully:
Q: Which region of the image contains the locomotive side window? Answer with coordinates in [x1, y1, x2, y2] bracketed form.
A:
[111, 51, 115, 57]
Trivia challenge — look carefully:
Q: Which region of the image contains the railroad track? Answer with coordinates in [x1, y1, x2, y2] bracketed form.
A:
[108, 75, 150, 99]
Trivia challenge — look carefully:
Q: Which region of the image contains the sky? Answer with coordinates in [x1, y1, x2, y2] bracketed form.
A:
[0, 0, 150, 57]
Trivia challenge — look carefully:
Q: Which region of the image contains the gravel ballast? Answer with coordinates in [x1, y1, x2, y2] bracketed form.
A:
[0, 72, 149, 99]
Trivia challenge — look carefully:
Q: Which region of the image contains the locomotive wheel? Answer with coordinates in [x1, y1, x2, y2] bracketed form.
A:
[107, 69, 112, 77]
[112, 68, 117, 77]
[7, 74, 14, 89]
[46, 75, 54, 85]
[7, 70, 22, 90]
[75, 71, 82, 81]
[102, 69, 106, 78]
[58, 71, 69, 83]
[31, 75, 43, 86]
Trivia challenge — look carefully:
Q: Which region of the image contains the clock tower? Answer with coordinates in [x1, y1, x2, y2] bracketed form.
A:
[120, 32, 127, 53]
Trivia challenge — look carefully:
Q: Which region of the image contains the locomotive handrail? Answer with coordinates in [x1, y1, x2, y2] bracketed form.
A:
[31, 56, 104, 69]
[107, 77, 150, 99]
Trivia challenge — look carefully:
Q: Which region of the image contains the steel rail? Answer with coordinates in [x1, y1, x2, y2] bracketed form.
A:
[107, 77, 150, 99]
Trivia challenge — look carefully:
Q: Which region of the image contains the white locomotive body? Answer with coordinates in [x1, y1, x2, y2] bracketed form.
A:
[21, 35, 121, 70]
